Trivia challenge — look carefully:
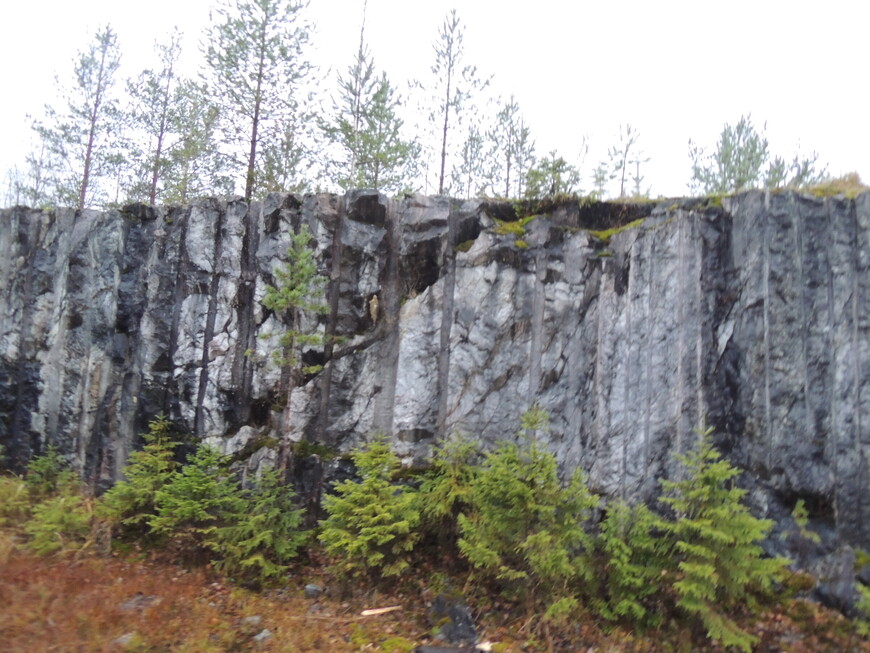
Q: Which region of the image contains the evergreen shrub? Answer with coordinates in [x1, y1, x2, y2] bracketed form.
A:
[457, 408, 599, 618]
[594, 499, 667, 628]
[101, 416, 179, 536]
[319, 439, 420, 579]
[211, 469, 308, 584]
[24, 474, 94, 556]
[660, 427, 788, 652]
[149, 444, 247, 555]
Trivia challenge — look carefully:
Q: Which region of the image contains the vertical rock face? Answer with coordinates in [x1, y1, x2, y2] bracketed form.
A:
[0, 190, 868, 548]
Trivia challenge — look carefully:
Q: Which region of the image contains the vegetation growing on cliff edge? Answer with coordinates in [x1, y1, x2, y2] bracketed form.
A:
[1, 416, 868, 651]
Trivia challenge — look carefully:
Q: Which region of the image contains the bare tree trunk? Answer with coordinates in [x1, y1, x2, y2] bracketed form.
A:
[245, 27, 267, 201]
[79, 35, 111, 210]
[149, 60, 175, 205]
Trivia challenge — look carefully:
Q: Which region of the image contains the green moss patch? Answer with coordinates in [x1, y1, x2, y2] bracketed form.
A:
[587, 218, 645, 243]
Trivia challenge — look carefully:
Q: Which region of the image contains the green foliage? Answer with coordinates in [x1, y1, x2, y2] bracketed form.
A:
[418, 434, 479, 546]
[203, 0, 313, 199]
[25, 444, 70, 500]
[211, 469, 307, 584]
[586, 218, 646, 244]
[428, 8, 489, 195]
[150, 444, 247, 552]
[524, 151, 580, 199]
[319, 439, 420, 579]
[29, 25, 123, 209]
[856, 584, 870, 638]
[0, 476, 31, 528]
[457, 408, 599, 614]
[100, 416, 179, 535]
[24, 474, 94, 556]
[325, 18, 419, 194]
[594, 500, 666, 628]
[660, 426, 789, 652]
[486, 95, 535, 198]
[262, 223, 328, 372]
[689, 114, 826, 194]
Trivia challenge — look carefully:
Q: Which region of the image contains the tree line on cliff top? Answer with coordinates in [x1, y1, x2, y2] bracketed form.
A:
[2, 0, 831, 210]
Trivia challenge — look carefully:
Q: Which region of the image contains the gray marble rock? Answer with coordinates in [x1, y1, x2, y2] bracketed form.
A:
[1, 190, 868, 557]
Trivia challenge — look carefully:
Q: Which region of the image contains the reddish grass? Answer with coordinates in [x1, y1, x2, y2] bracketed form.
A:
[1, 545, 868, 652]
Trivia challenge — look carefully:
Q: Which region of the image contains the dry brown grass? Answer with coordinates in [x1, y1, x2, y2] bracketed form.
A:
[1, 544, 868, 652]
[0, 548, 430, 652]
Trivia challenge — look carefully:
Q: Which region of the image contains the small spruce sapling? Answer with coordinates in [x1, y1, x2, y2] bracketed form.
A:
[319, 439, 420, 579]
[100, 415, 179, 536]
[24, 472, 94, 556]
[25, 444, 70, 500]
[457, 407, 599, 619]
[211, 469, 308, 585]
[594, 499, 666, 628]
[418, 433, 480, 548]
[660, 426, 788, 652]
[150, 444, 247, 555]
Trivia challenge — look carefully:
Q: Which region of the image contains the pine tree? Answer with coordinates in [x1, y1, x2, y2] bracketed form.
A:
[319, 440, 420, 579]
[261, 222, 328, 463]
[203, 0, 312, 200]
[34, 25, 122, 208]
[325, 3, 417, 193]
[608, 124, 640, 198]
[125, 30, 183, 204]
[428, 9, 488, 195]
[687, 115, 827, 194]
[524, 151, 581, 199]
[161, 79, 233, 204]
[660, 426, 788, 652]
[486, 96, 536, 198]
[451, 123, 487, 198]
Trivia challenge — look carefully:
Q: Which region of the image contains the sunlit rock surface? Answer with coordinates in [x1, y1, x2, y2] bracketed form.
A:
[1, 189, 868, 549]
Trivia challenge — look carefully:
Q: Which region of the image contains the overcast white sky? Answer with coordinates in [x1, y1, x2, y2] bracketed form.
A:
[1, 0, 867, 197]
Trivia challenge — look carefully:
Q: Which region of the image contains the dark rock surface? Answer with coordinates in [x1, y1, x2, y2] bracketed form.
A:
[429, 594, 477, 646]
[1, 189, 868, 553]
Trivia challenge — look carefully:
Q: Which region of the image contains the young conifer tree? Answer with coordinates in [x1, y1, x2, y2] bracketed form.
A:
[100, 416, 179, 535]
[594, 499, 666, 628]
[660, 426, 788, 652]
[261, 222, 328, 464]
[203, 0, 312, 199]
[150, 444, 247, 553]
[211, 469, 307, 584]
[457, 407, 599, 620]
[318, 439, 420, 579]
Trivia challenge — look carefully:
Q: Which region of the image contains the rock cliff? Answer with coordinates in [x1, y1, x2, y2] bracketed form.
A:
[1, 190, 868, 552]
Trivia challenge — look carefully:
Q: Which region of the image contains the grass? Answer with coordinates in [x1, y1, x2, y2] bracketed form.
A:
[806, 172, 868, 198]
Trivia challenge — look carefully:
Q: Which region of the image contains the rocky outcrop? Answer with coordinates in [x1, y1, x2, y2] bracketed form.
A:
[1, 190, 868, 551]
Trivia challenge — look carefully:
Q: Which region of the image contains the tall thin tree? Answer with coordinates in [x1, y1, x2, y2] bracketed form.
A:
[127, 30, 183, 204]
[429, 9, 487, 195]
[203, 0, 311, 200]
[34, 25, 122, 208]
